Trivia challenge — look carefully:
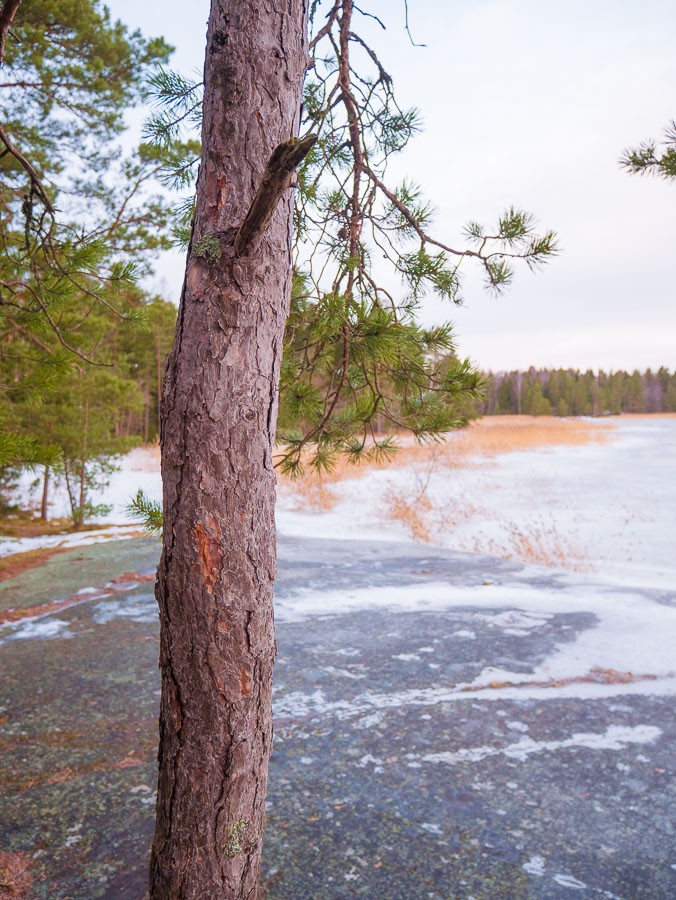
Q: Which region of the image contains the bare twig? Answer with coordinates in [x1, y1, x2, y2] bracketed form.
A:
[403, 0, 427, 47]
[0, 122, 54, 215]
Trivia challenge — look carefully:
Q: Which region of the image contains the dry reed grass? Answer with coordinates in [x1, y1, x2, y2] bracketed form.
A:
[278, 416, 613, 512]
[467, 518, 592, 572]
[431, 415, 612, 466]
[277, 417, 609, 571]
[128, 418, 617, 572]
[386, 491, 432, 542]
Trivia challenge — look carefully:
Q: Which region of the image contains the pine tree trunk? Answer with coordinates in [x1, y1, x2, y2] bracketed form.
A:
[77, 399, 89, 526]
[149, 3, 308, 897]
[155, 335, 162, 439]
[63, 462, 76, 523]
[144, 369, 151, 443]
[40, 465, 49, 521]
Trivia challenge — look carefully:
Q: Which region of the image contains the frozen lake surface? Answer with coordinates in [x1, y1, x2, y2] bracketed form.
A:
[276, 415, 676, 589]
[1, 536, 675, 897]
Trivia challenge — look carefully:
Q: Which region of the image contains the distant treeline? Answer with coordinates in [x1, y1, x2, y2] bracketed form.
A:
[478, 368, 676, 417]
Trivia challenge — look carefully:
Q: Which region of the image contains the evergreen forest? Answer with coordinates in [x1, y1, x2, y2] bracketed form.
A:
[479, 368, 676, 417]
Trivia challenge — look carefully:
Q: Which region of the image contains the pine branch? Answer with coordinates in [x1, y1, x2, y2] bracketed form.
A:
[620, 121, 676, 181]
[0, 123, 54, 216]
[126, 488, 163, 534]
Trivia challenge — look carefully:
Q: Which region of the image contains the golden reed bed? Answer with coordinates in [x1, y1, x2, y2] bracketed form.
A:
[277, 415, 615, 511]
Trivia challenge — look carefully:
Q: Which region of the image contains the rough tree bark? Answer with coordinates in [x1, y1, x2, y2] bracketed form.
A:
[0, 0, 22, 65]
[149, 2, 309, 897]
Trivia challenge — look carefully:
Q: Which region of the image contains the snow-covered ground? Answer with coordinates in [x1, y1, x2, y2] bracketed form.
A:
[3, 416, 675, 594]
[2, 421, 674, 900]
[0, 445, 161, 557]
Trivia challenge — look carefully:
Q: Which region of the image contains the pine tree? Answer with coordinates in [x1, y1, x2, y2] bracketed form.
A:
[148, 2, 557, 895]
[142, 5, 557, 478]
[0, 0, 173, 469]
[44, 369, 143, 524]
[522, 379, 551, 416]
[115, 297, 177, 442]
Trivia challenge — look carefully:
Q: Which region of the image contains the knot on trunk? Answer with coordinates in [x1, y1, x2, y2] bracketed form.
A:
[234, 133, 317, 257]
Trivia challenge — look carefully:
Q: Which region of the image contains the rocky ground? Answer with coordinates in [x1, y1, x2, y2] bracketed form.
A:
[1, 535, 675, 898]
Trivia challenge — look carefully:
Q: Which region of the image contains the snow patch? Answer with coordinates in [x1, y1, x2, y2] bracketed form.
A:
[322, 666, 366, 680]
[418, 725, 661, 766]
[0, 525, 146, 559]
[553, 873, 587, 890]
[92, 594, 156, 624]
[451, 629, 476, 640]
[523, 855, 546, 876]
[4, 618, 70, 642]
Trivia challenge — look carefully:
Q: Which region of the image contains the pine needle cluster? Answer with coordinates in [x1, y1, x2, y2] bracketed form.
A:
[620, 120, 676, 180]
[126, 488, 163, 534]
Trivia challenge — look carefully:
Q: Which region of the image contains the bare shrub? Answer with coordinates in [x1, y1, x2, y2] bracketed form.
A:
[386, 491, 431, 542]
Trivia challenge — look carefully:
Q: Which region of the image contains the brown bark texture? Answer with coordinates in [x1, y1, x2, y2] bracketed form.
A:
[149, 2, 308, 897]
[0, 0, 21, 65]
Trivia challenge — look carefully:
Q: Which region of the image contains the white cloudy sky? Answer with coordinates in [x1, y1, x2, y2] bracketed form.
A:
[106, 0, 675, 372]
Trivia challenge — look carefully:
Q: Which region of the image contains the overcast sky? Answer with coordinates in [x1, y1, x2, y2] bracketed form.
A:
[106, 0, 675, 372]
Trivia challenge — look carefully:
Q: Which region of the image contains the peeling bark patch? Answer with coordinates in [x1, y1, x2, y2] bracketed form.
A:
[194, 517, 223, 594]
[207, 648, 226, 695]
[239, 666, 252, 698]
[166, 671, 183, 733]
[185, 261, 202, 297]
[216, 172, 228, 211]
